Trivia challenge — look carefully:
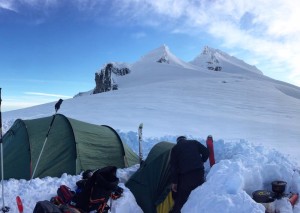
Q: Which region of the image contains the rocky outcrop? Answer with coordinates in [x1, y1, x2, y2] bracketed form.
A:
[202, 46, 222, 71]
[157, 53, 169, 64]
[93, 63, 130, 94]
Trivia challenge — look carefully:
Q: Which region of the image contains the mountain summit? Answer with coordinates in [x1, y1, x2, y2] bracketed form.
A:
[191, 46, 263, 75]
[135, 45, 196, 69]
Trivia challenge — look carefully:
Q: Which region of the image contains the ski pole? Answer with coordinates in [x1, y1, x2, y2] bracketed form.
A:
[31, 99, 63, 179]
[138, 123, 143, 164]
[0, 88, 9, 212]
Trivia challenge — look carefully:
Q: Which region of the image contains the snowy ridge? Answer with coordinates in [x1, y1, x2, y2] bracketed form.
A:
[191, 46, 263, 75]
[76, 45, 265, 96]
[135, 44, 198, 70]
[73, 89, 94, 97]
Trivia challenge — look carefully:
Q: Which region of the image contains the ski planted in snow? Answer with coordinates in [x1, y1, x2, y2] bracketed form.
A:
[138, 123, 143, 164]
[16, 196, 23, 213]
[206, 135, 215, 167]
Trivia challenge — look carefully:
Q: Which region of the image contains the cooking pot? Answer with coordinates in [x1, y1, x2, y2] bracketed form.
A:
[252, 190, 275, 203]
[252, 190, 276, 213]
[271, 180, 287, 194]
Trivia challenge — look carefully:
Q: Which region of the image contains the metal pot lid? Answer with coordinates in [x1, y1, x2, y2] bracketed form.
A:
[252, 190, 275, 203]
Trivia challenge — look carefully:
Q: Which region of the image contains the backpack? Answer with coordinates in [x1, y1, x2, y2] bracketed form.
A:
[59, 204, 82, 213]
[72, 166, 120, 213]
[51, 185, 76, 206]
[33, 200, 62, 213]
[58, 185, 76, 204]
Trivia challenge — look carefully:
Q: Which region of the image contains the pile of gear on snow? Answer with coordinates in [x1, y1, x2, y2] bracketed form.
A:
[252, 180, 298, 213]
[33, 166, 124, 213]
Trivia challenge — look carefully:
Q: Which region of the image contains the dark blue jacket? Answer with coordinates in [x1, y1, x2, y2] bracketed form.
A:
[170, 139, 209, 184]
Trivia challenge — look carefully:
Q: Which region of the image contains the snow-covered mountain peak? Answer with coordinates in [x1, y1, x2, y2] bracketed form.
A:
[135, 45, 196, 69]
[191, 46, 263, 75]
[201, 45, 217, 55]
[154, 44, 171, 63]
[137, 45, 172, 63]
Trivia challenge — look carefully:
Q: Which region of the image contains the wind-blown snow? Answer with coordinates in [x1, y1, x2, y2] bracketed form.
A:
[2, 45, 300, 212]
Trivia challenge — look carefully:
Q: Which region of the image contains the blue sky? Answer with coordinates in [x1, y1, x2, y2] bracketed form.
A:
[1, 0, 299, 111]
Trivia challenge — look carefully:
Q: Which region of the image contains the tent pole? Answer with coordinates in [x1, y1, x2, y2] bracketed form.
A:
[0, 88, 9, 212]
[31, 99, 63, 180]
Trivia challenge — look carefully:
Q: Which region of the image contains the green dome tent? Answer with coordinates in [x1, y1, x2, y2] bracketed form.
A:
[1, 114, 138, 180]
[126, 142, 175, 213]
